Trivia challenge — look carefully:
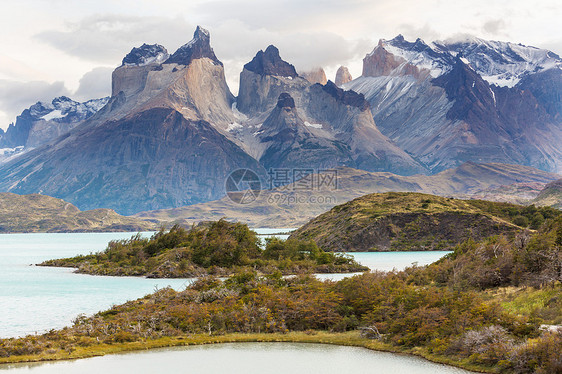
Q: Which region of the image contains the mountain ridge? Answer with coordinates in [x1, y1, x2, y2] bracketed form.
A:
[0, 28, 561, 215]
[134, 163, 560, 228]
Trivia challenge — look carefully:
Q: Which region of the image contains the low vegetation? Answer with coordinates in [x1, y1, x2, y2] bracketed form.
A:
[40, 220, 367, 277]
[291, 192, 560, 251]
[3, 216, 562, 373]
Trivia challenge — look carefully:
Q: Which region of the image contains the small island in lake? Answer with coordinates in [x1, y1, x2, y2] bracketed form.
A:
[39, 219, 368, 277]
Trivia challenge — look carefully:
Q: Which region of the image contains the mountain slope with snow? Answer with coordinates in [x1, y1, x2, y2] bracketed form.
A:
[346, 35, 562, 173]
[0, 96, 108, 158]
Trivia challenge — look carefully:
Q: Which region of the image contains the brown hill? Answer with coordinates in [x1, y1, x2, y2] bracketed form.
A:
[289, 192, 559, 252]
[532, 179, 562, 209]
[0, 193, 157, 233]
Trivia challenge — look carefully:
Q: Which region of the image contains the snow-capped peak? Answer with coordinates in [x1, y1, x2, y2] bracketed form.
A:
[194, 25, 210, 39]
[365, 34, 562, 87]
[437, 36, 562, 87]
[122, 44, 169, 67]
[30, 96, 109, 123]
[374, 36, 454, 78]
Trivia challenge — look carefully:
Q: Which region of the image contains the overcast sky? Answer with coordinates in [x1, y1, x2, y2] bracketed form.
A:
[0, 0, 561, 129]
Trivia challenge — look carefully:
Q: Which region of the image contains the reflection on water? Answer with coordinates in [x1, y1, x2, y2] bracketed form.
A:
[0, 343, 472, 373]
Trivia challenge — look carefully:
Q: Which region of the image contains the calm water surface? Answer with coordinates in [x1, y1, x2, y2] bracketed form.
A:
[0, 343, 472, 373]
[0, 231, 449, 338]
[0, 232, 191, 338]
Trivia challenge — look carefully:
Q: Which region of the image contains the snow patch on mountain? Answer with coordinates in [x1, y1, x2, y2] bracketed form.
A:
[372, 35, 562, 87]
[380, 41, 451, 78]
[304, 121, 323, 129]
[122, 44, 169, 67]
[42, 110, 64, 121]
[438, 36, 562, 87]
[227, 122, 242, 132]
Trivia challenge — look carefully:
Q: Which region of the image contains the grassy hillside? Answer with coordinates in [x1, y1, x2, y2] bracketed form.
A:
[290, 192, 560, 251]
[135, 163, 560, 228]
[532, 178, 562, 209]
[0, 193, 157, 233]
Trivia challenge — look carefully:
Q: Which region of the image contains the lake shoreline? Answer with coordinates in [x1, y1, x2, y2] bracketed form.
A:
[0, 331, 489, 373]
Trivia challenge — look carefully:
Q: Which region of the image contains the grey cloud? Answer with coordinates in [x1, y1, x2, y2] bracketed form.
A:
[74, 67, 113, 101]
[212, 21, 373, 93]
[482, 19, 507, 35]
[35, 15, 195, 64]
[396, 24, 442, 44]
[0, 80, 70, 126]
[195, 0, 363, 32]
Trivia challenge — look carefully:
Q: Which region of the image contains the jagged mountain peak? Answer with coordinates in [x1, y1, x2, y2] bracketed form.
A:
[122, 43, 169, 66]
[244, 45, 298, 78]
[0, 96, 109, 150]
[436, 36, 562, 87]
[165, 25, 222, 66]
[318, 81, 370, 111]
[335, 66, 352, 86]
[276, 92, 296, 109]
[300, 67, 327, 85]
[369, 34, 562, 87]
[367, 35, 453, 78]
[194, 25, 210, 39]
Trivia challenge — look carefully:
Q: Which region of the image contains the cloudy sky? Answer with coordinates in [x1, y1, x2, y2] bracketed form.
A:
[0, 0, 561, 129]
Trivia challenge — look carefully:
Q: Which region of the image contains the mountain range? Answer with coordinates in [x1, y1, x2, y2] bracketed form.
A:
[0, 27, 560, 215]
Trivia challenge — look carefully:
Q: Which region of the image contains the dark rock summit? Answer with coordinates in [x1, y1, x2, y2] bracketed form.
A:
[237, 46, 309, 116]
[165, 26, 222, 66]
[122, 44, 169, 66]
[276, 92, 296, 108]
[244, 45, 298, 78]
[319, 81, 370, 111]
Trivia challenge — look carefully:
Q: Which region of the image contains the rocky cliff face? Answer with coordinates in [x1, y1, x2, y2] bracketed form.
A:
[237, 45, 309, 116]
[300, 67, 328, 85]
[335, 66, 352, 86]
[258, 93, 354, 169]
[0, 27, 250, 214]
[303, 82, 426, 174]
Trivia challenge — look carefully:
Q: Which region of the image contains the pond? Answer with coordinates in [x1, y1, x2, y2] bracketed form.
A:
[0, 343, 472, 373]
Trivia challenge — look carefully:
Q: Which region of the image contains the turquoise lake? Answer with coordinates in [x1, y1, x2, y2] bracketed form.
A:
[0, 231, 450, 338]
